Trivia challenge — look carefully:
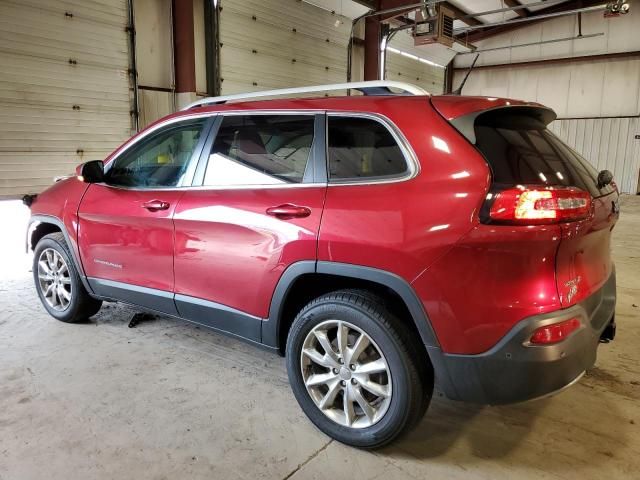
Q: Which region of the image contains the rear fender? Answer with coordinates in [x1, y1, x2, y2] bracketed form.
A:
[263, 260, 441, 351]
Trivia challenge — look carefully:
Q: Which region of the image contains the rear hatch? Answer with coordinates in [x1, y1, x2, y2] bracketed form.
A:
[433, 97, 619, 307]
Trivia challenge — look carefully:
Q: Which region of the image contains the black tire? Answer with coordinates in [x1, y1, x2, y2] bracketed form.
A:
[286, 289, 433, 449]
[33, 232, 102, 323]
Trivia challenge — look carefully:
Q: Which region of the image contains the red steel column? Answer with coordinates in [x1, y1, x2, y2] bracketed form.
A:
[364, 17, 381, 81]
[364, 1, 420, 81]
[173, 0, 196, 97]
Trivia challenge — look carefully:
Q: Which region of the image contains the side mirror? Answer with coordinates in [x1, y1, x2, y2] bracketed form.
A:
[597, 169, 613, 189]
[77, 160, 105, 183]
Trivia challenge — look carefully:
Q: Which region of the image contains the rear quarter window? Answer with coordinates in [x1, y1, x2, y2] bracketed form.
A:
[327, 116, 409, 182]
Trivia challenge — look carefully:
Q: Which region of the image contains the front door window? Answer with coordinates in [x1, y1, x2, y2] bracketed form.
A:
[106, 119, 207, 188]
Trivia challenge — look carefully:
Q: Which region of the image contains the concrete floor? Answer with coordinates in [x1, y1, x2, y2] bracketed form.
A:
[1, 197, 639, 480]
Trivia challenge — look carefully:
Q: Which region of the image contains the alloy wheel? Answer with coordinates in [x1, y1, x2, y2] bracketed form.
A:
[37, 248, 72, 311]
[300, 319, 392, 429]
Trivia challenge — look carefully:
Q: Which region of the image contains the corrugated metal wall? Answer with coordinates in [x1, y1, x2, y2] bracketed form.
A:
[549, 117, 640, 194]
[454, 56, 640, 119]
[0, 0, 132, 198]
[453, 10, 640, 118]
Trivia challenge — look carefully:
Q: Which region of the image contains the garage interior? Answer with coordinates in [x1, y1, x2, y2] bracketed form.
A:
[0, 0, 639, 478]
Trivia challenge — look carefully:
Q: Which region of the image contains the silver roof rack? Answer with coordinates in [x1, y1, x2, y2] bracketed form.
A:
[182, 81, 429, 110]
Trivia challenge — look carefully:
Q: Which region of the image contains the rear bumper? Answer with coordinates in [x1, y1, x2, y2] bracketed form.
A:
[430, 269, 616, 405]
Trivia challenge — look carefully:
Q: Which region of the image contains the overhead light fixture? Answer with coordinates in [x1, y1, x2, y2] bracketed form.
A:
[605, 0, 630, 15]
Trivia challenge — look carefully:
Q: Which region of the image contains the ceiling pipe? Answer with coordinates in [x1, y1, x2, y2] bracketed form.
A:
[454, 4, 608, 34]
[455, 32, 605, 55]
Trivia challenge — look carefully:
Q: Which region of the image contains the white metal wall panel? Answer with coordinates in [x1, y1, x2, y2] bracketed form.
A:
[453, 9, 640, 119]
[455, 10, 640, 68]
[549, 118, 640, 194]
[454, 58, 640, 119]
[219, 0, 352, 95]
[0, 0, 131, 198]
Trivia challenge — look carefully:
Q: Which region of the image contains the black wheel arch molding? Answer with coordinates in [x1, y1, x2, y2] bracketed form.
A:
[27, 214, 94, 295]
[263, 260, 441, 352]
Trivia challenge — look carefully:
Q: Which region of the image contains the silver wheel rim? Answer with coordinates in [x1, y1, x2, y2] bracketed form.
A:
[300, 320, 392, 429]
[37, 248, 72, 311]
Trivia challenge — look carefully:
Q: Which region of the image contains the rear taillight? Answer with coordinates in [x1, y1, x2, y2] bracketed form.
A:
[529, 318, 581, 345]
[488, 186, 592, 224]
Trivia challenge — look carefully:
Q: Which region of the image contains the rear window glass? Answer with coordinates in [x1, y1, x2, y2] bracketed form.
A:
[474, 112, 613, 197]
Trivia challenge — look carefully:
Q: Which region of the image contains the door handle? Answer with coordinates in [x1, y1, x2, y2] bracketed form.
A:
[142, 200, 170, 211]
[266, 204, 311, 219]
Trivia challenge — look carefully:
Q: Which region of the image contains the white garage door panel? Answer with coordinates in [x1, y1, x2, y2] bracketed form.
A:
[0, 151, 116, 192]
[220, 0, 350, 95]
[387, 31, 445, 93]
[0, 55, 129, 110]
[0, 3, 127, 67]
[222, 15, 348, 71]
[222, 46, 346, 92]
[224, 0, 351, 40]
[15, 0, 127, 22]
[385, 54, 444, 92]
[0, 0, 131, 198]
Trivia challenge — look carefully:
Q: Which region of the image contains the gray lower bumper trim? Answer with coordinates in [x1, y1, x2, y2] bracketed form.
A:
[432, 270, 616, 405]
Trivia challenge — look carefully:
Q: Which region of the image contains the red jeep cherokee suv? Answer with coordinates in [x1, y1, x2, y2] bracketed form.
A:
[26, 82, 618, 448]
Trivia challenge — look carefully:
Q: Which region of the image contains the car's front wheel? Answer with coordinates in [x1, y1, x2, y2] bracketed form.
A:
[33, 232, 102, 323]
[286, 290, 432, 448]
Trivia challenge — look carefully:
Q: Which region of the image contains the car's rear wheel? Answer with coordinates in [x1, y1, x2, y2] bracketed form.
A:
[286, 290, 432, 448]
[33, 232, 102, 323]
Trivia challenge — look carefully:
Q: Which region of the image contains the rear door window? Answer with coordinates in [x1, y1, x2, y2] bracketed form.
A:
[203, 114, 315, 186]
[474, 111, 613, 197]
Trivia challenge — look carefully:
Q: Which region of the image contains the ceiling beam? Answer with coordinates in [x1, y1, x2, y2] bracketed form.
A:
[503, 0, 528, 18]
[351, 0, 379, 9]
[457, 0, 604, 43]
[351, 0, 483, 27]
[452, 50, 640, 71]
[442, 1, 483, 26]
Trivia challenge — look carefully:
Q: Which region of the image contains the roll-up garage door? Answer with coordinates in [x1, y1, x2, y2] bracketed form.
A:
[219, 0, 352, 95]
[386, 30, 445, 94]
[0, 0, 132, 198]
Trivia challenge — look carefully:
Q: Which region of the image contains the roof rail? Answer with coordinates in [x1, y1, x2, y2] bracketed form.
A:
[182, 81, 429, 110]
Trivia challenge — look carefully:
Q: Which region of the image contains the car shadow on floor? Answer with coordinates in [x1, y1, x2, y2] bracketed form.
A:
[383, 398, 544, 459]
[380, 379, 631, 480]
[382, 395, 551, 460]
